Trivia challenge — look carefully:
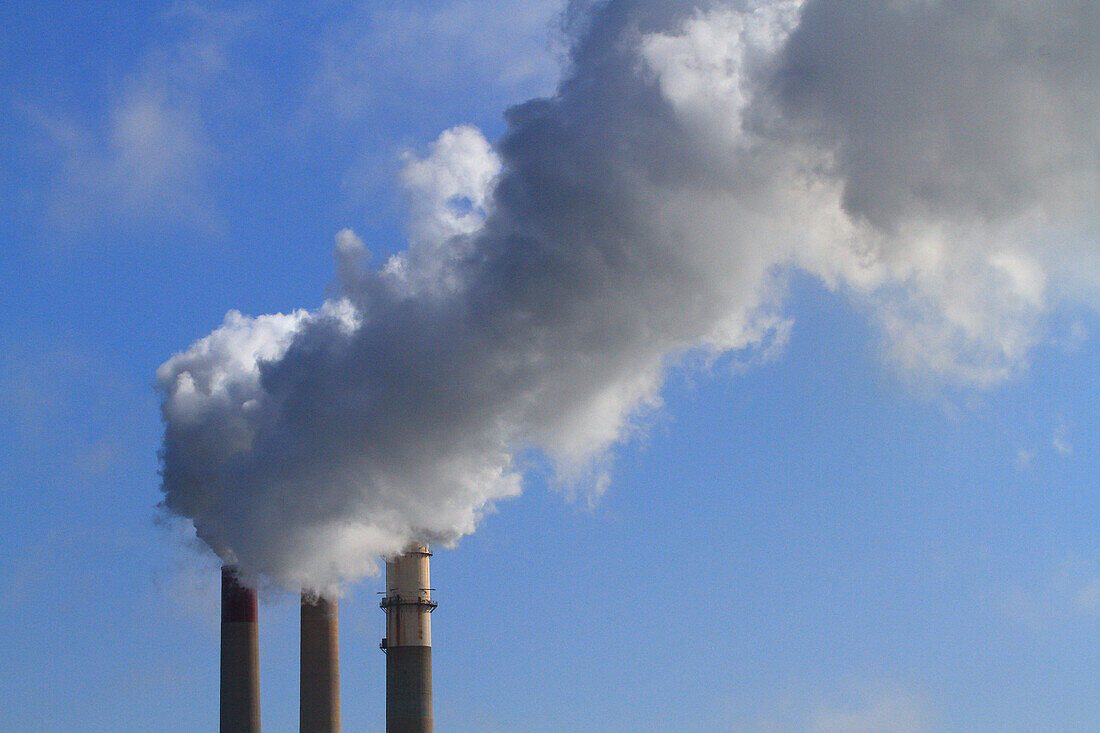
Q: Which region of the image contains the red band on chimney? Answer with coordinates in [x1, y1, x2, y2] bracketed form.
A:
[222, 566, 258, 623]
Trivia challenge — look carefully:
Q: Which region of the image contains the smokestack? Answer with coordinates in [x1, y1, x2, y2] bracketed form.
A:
[221, 565, 260, 733]
[381, 545, 435, 733]
[300, 595, 341, 732]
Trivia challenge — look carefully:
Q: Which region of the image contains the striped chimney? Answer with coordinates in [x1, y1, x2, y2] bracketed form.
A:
[221, 565, 260, 732]
[381, 545, 435, 733]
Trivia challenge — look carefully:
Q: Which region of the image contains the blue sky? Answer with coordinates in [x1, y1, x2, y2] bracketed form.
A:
[3, 1, 1099, 731]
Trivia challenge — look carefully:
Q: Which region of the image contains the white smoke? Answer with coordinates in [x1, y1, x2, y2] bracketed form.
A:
[158, 0, 1100, 591]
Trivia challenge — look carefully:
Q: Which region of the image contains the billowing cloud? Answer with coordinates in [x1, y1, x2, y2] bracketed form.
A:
[158, 0, 1100, 591]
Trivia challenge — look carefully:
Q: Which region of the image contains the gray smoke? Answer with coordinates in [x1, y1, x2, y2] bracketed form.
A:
[158, 0, 1100, 591]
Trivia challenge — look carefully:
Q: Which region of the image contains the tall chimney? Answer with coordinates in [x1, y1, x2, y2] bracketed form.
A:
[381, 545, 435, 733]
[221, 565, 260, 732]
[300, 595, 341, 732]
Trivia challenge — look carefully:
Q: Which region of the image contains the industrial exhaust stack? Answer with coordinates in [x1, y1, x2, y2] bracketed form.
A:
[300, 594, 341, 732]
[221, 565, 261, 732]
[381, 545, 435, 733]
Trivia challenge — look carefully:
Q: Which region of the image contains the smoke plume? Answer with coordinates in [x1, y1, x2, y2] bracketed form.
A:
[158, 0, 1100, 590]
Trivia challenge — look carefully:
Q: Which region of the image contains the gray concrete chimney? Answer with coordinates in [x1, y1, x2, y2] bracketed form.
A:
[300, 594, 341, 732]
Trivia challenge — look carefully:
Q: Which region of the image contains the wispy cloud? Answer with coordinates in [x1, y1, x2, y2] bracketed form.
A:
[150, 519, 223, 629]
[1001, 555, 1100, 626]
[1054, 318, 1090, 352]
[1052, 420, 1073, 455]
[0, 338, 154, 481]
[24, 4, 254, 238]
[810, 690, 932, 733]
[309, 0, 564, 124]
[30, 90, 216, 235]
[752, 682, 934, 733]
[1013, 414, 1075, 472]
